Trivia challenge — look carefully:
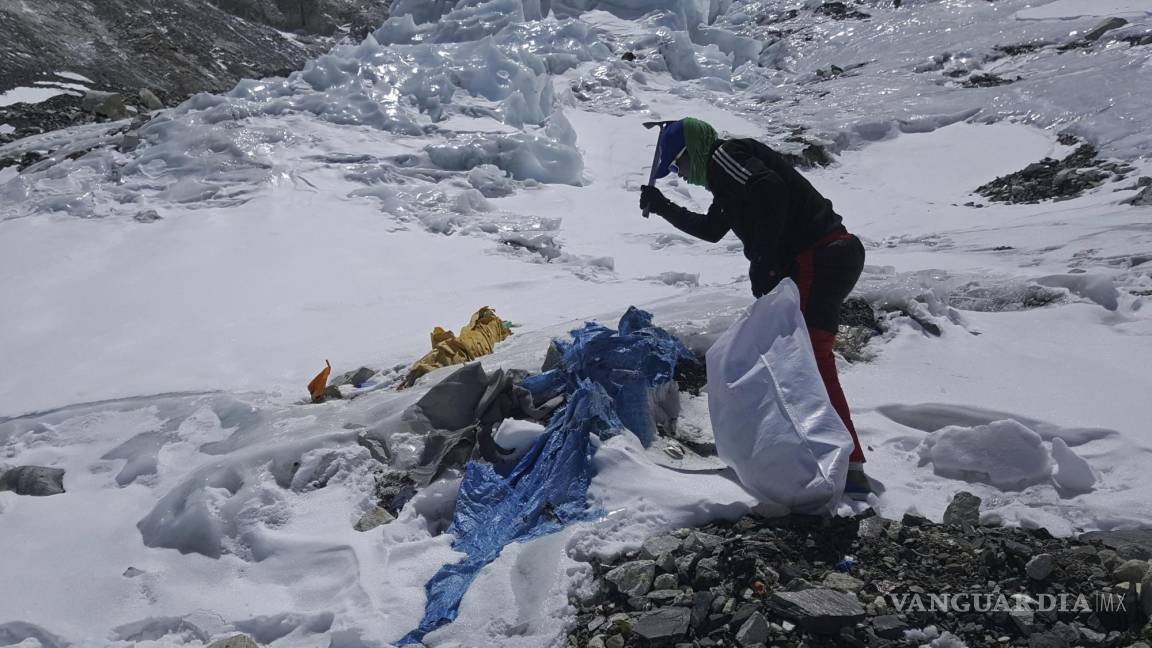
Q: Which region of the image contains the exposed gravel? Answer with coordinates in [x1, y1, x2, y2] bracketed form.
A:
[568, 493, 1150, 648]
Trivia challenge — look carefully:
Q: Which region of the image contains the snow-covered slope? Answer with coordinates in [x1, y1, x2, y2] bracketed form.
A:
[1, 0, 1151, 646]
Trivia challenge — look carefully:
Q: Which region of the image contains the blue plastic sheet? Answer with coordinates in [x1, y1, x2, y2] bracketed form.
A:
[399, 308, 688, 645]
[525, 306, 690, 447]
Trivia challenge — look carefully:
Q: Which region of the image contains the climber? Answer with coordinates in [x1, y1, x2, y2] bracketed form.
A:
[639, 117, 872, 499]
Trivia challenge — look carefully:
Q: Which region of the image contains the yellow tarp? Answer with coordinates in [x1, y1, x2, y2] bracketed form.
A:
[403, 307, 511, 388]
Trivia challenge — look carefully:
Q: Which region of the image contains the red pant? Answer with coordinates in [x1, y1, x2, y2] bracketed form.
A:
[792, 232, 867, 464]
[808, 329, 866, 463]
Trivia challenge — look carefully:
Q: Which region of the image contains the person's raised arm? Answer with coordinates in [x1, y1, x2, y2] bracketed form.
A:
[640, 185, 732, 243]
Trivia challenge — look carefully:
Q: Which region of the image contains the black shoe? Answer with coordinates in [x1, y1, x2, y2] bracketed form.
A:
[844, 467, 873, 501]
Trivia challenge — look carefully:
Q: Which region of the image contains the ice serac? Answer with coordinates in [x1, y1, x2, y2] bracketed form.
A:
[3, 1, 599, 219]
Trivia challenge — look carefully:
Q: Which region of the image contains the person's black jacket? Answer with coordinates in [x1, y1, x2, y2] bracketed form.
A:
[652, 138, 844, 296]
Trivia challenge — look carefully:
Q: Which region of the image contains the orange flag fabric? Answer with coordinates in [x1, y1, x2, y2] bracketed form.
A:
[308, 360, 332, 403]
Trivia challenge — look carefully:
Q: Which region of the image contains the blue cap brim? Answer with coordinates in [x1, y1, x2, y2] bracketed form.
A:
[652, 121, 686, 179]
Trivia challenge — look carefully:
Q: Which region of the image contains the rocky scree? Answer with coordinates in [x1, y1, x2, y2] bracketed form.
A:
[974, 143, 1136, 204]
[568, 492, 1152, 648]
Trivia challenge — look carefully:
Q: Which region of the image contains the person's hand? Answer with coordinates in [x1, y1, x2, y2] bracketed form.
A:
[640, 185, 671, 214]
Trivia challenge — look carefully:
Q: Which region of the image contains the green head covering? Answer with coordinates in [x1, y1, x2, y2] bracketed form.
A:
[681, 117, 718, 188]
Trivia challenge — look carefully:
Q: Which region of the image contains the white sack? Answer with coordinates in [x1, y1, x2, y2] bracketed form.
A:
[705, 279, 854, 512]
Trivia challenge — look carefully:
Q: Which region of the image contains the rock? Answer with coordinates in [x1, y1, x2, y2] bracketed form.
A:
[785, 578, 815, 591]
[683, 531, 724, 553]
[694, 557, 721, 587]
[0, 465, 65, 496]
[1083, 17, 1128, 42]
[134, 209, 162, 223]
[138, 88, 165, 111]
[730, 602, 759, 628]
[641, 535, 682, 560]
[871, 615, 908, 639]
[1026, 554, 1056, 581]
[207, 636, 259, 648]
[964, 73, 1016, 88]
[655, 552, 677, 574]
[768, 589, 866, 634]
[1122, 185, 1152, 207]
[735, 612, 769, 646]
[357, 430, 393, 465]
[1027, 622, 1080, 648]
[653, 573, 679, 590]
[943, 491, 982, 528]
[633, 607, 690, 644]
[857, 516, 889, 539]
[1067, 544, 1098, 558]
[901, 512, 932, 527]
[976, 145, 1116, 203]
[119, 132, 142, 152]
[344, 367, 376, 387]
[675, 553, 698, 580]
[1079, 626, 1106, 644]
[587, 636, 606, 648]
[1004, 539, 1032, 558]
[354, 506, 395, 532]
[606, 560, 656, 598]
[690, 591, 715, 630]
[608, 612, 631, 631]
[1113, 559, 1149, 583]
[1092, 546, 1119, 567]
[1080, 530, 1152, 560]
[1142, 568, 1152, 616]
[814, 2, 871, 20]
[646, 590, 681, 604]
[333, 366, 376, 387]
[822, 572, 864, 592]
[81, 90, 130, 120]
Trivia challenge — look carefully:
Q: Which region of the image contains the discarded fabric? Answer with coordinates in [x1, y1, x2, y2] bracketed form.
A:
[398, 380, 620, 644]
[403, 307, 512, 387]
[400, 307, 690, 643]
[403, 363, 561, 486]
[523, 306, 690, 447]
[307, 360, 331, 403]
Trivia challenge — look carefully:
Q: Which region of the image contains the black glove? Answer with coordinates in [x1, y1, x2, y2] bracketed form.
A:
[639, 184, 672, 215]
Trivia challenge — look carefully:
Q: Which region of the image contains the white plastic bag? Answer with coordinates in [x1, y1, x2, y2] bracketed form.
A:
[706, 279, 854, 513]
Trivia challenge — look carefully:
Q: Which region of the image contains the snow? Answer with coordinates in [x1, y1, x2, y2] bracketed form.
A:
[1036, 274, 1120, 311]
[33, 80, 90, 92]
[0, 86, 78, 107]
[491, 419, 547, 462]
[918, 420, 1053, 490]
[1015, 0, 1152, 21]
[1, 0, 1151, 644]
[1051, 437, 1096, 493]
[0, 124, 14, 135]
[54, 71, 95, 83]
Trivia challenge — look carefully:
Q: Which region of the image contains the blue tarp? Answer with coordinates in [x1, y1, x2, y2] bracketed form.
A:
[398, 308, 688, 645]
[524, 306, 689, 447]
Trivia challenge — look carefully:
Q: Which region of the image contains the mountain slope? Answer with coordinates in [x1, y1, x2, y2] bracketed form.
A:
[1, 1, 1151, 646]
